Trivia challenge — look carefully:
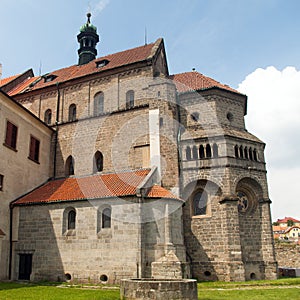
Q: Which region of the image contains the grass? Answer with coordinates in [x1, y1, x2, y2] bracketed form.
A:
[0, 278, 299, 299]
[197, 278, 300, 299]
[0, 282, 119, 300]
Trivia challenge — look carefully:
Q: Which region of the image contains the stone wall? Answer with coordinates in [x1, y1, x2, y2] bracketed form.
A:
[179, 88, 277, 281]
[14, 197, 187, 283]
[275, 243, 300, 268]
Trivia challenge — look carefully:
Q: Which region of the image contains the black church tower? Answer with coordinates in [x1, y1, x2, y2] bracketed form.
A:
[77, 13, 99, 65]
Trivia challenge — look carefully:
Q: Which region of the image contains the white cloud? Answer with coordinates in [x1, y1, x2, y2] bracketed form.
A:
[238, 66, 300, 220]
[88, 0, 110, 18]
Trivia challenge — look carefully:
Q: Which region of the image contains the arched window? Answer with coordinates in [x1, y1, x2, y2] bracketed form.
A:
[253, 149, 258, 161]
[213, 143, 218, 158]
[65, 155, 75, 176]
[234, 145, 239, 158]
[244, 147, 248, 159]
[239, 146, 244, 158]
[249, 147, 253, 160]
[102, 207, 111, 228]
[68, 104, 77, 122]
[193, 190, 208, 216]
[94, 151, 103, 172]
[206, 144, 212, 158]
[126, 90, 134, 109]
[68, 209, 76, 230]
[199, 145, 205, 159]
[94, 92, 104, 116]
[44, 109, 52, 125]
[192, 145, 198, 160]
[186, 146, 191, 160]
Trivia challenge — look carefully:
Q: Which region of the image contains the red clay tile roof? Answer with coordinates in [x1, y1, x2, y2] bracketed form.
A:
[6, 39, 161, 96]
[13, 169, 178, 205]
[0, 74, 20, 87]
[7, 77, 38, 96]
[146, 185, 180, 200]
[284, 226, 300, 233]
[272, 226, 284, 232]
[169, 71, 240, 94]
[277, 217, 300, 223]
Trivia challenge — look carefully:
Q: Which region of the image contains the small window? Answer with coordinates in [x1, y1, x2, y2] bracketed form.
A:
[253, 149, 258, 161]
[68, 104, 77, 122]
[65, 155, 75, 176]
[94, 151, 103, 172]
[44, 109, 52, 125]
[126, 90, 134, 109]
[199, 145, 205, 159]
[68, 210, 76, 230]
[96, 59, 109, 68]
[0, 174, 3, 191]
[193, 190, 208, 216]
[43, 74, 57, 83]
[94, 92, 104, 116]
[191, 112, 199, 122]
[186, 146, 191, 160]
[28, 136, 40, 163]
[244, 147, 249, 159]
[159, 117, 164, 127]
[102, 208, 111, 228]
[192, 145, 198, 159]
[239, 146, 244, 158]
[234, 145, 239, 158]
[4, 121, 18, 150]
[249, 147, 253, 160]
[206, 144, 212, 158]
[227, 112, 233, 122]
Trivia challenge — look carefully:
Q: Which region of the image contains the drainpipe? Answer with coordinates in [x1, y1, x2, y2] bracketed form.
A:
[53, 82, 61, 178]
[8, 203, 13, 280]
[175, 92, 183, 197]
[136, 195, 143, 278]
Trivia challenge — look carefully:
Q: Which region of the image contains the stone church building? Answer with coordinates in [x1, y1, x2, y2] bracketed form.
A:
[0, 14, 277, 283]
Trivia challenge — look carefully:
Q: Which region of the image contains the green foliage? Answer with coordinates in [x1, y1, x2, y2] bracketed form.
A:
[287, 220, 295, 227]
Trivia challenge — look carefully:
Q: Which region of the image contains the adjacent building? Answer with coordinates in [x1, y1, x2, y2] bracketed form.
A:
[0, 90, 53, 279]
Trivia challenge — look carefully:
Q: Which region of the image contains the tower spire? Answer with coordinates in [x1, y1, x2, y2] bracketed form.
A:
[77, 13, 100, 65]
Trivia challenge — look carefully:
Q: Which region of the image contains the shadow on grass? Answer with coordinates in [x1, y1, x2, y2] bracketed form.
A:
[0, 281, 60, 291]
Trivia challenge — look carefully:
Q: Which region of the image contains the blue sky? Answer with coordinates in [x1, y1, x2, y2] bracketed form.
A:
[1, 0, 299, 87]
[1, 0, 300, 221]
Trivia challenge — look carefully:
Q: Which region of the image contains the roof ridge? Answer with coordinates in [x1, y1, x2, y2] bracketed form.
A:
[99, 40, 157, 61]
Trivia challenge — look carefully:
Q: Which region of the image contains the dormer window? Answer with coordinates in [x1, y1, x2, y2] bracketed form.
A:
[43, 74, 57, 83]
[96, 59, 109, 68]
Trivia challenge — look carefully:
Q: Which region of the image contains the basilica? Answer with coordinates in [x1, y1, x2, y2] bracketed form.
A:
[0, 14, 277, 283]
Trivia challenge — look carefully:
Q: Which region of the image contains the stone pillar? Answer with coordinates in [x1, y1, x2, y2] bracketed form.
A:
[260, 200, 278, 279]
[151, 202, 188, 279]
[218, 196, 245, 281]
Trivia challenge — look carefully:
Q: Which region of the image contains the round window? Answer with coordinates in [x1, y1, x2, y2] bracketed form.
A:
[237, 191, 249, 213]
[227, 112, 233, 122]
[100, 274, 108, 282]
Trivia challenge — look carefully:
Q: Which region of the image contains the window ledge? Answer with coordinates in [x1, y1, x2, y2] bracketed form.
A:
[3, 143, 17, 152]
[64, 229, 76, 236]
[97, 228, 112, 238]
[192, 214, 212, 219]
[28, 157, 40, 164]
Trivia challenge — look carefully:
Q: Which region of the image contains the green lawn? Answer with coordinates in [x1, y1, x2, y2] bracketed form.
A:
[0, 278, 299, 299]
